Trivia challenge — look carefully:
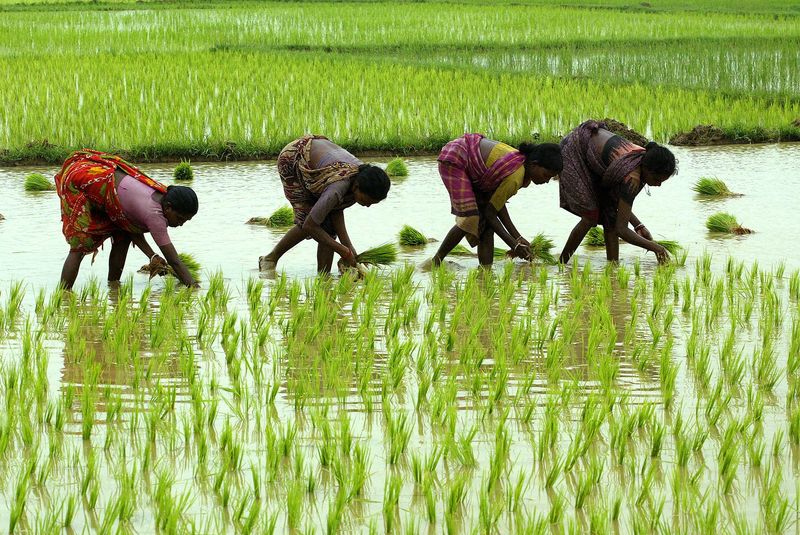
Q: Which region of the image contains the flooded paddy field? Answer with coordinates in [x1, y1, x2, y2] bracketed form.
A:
[1, 143, 800, 533]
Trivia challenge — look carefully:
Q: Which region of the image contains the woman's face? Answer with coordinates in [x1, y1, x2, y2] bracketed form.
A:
[164, 204, 193, 227]
[642, 168, 670, 187]
[353, 184, 379, 207]
[524, 164, 558, 187]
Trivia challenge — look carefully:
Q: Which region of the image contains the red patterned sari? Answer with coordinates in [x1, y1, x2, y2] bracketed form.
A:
[55, 149, 167, 253]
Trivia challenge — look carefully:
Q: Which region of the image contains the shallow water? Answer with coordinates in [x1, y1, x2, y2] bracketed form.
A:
[2, 143, 799, 289]
[1, 144, 800, 533]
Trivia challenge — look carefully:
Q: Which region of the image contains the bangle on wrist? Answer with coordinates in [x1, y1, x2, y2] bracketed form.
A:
[634, 223, 646, 231]
[150, 253, 159, 262]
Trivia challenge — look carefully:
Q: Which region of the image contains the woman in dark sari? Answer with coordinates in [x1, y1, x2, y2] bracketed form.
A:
[258, 135, 390, 273]
[558, 120, 677, 264]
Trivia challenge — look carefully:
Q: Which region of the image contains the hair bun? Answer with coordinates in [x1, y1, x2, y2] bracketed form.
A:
[645, 141, 659, 150]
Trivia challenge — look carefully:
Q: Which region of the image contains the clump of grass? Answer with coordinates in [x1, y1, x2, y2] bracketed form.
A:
[706, 212, 753, 234]
[693, 177, 738, 196]
[246, 206, 294, 228]
[584, 227, 605, 246]
[173, 160, 194, 181]
[357, 243, 398, 265]
[399, 225, 429, 246]
[385, 158, 408, 177]
[24, 173, 55, 191]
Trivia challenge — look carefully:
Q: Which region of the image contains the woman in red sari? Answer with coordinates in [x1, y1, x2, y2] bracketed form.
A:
[432, 133, 562, 266]
[55, 149, 199, 289]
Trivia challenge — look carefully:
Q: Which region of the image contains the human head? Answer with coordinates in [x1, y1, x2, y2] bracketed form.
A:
[352, 164, 390, 207]
[162, 185, 198, 227]
[518, 142, 563, 186]
[641, 142, 677, 186]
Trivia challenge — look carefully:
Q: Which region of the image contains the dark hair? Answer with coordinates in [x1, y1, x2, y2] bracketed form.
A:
[518, 142, 563, 173]
[641, 142, 677, 177]
[163, 185, 198, 216]
[354, 164, 390, 201]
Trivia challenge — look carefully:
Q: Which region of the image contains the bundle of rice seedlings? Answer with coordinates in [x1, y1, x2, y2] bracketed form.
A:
[178, 253, 202, 280]
[385, 158, 409, 177]
[246, 206, 294, 228]
[450, 244, 475, 256]
[583, 227, 605, 246]
[693, 177, 737, 196]
[493, 247, 509, 259]
[529, 233, 557, 264]
[173, 160, 194, 181]
[139, 252, 201, 280]
[656, 240, 683, 255]
[706, 212, 753, 234]
[399, 225, 429, 246]
[356, 243, 398, 265]
[24, 173, 55, 191]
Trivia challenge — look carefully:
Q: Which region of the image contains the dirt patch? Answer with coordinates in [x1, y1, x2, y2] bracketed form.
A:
[669, 125, 736, 146]
[793, 117, 800, 128]
[600, 118, 648, 147]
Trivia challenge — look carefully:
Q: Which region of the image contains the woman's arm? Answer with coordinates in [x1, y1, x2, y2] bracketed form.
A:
[628, 212, 653, 240]
[615, 201, 668, 263]
[130, 233, 157, 260]
[329, 210, 355, 256]
[497, 206, 524, 243]
[302, 217, 354, 264]
[484, 204, 530, 259]
[159, 243, 199, 287]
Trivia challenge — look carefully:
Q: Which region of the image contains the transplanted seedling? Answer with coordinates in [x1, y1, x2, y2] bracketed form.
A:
[398, 225, 431, 246]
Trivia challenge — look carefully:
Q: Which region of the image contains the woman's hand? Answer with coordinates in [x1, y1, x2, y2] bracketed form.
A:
[653, 244, 670, 264]
[635, 224, 653, 241]
[339, 246, 357, 267]
[146, 254, 170, 278]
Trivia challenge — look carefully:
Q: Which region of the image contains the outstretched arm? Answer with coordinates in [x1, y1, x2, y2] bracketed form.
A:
[616, 201, 668, 263]
[629, 212, 653, 240]
[158, 243, 199, 287]
[329, 210, 356, 257]
[484, 204, 530, 259]
[303, 216, 355, 265]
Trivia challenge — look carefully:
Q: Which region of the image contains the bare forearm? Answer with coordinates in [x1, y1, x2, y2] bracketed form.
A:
[304, 220, 348, 256]
[130, 234, 156, 259]
[485, 210, 515, 248]
[329, 211, 354, 251]
[617, 226, 658, 251]
[497, 207, 521, 240]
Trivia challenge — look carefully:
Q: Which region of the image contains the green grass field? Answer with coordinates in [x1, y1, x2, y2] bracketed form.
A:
[1, 1, 798, 162]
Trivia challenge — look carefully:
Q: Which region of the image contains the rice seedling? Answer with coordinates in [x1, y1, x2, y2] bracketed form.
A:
[173, 160, 194, 181]
[706, 212, 753, 234]
[24, 172, 54, 191]
[398, 225, 430, 246]
[528, 233, 557, 264]
[657, 240, 683, 256]
[449, 244, 475, 256]
[385, 158, 409, 177]
[246, 205, 295, 228]
[693, 177, 739, 196]
[357, 243, 398, 265]
[583, 227, 605, 247]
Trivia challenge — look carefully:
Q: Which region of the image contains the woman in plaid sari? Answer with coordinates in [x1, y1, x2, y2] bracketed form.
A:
[432, 133, 562, 266]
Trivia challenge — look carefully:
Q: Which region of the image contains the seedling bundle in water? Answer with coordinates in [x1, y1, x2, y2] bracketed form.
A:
[706, 212, 753, 234]
[357, 243, 398, 265]
[24, 172, 54, 191]
[138, 252, 201, 280]
[385, 158, 408, 177]
[247, 205, 294, 228]
[693, 177, 738, 196]
[584, 227, 606, 246]
[398, 225, 429, 246]
[173, 160, 194, 181]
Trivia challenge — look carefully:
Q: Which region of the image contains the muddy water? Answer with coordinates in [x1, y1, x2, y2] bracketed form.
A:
[1, 143, 799, 289]
[1, 143, 799, 532]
